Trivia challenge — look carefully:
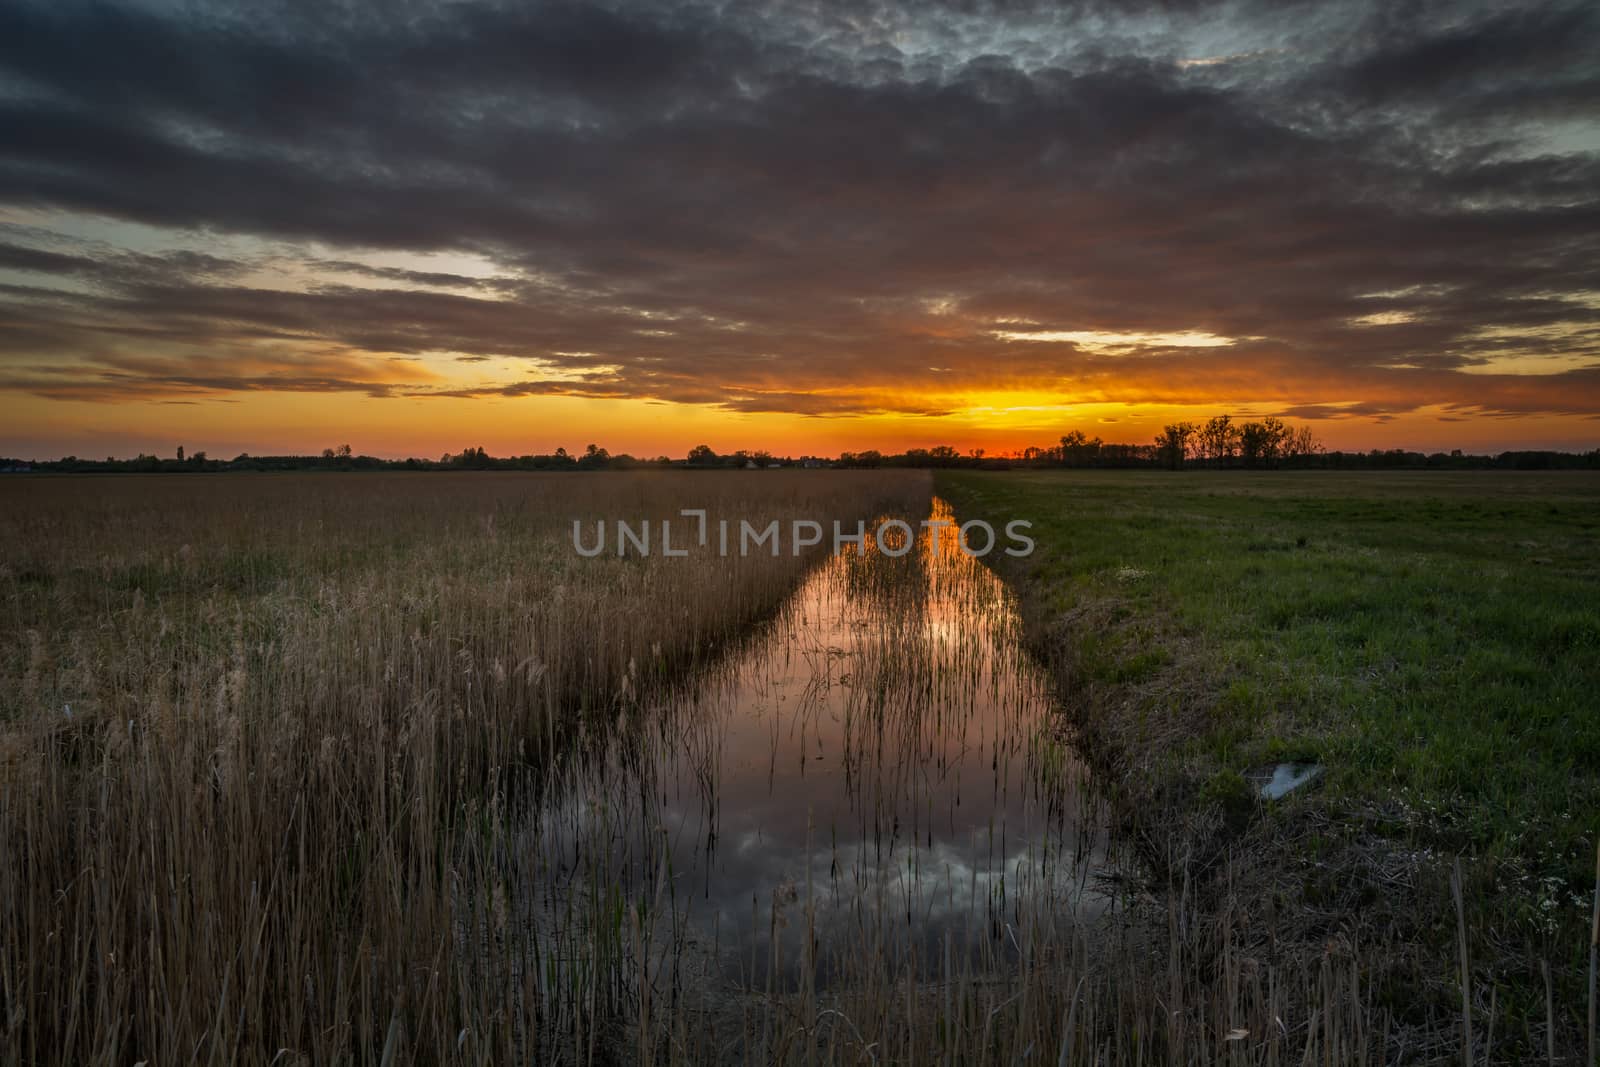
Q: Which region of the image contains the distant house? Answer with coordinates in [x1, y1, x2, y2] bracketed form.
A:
[766, 462, 782, 469]
[802, 458, 823, 469]
[744, 459, 758, 469]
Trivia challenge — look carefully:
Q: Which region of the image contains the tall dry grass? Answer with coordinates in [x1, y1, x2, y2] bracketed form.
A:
[0, 471, 927, 1063]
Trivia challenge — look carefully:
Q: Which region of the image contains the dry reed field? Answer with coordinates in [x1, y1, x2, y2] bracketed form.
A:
[0, 471, 926, 1063]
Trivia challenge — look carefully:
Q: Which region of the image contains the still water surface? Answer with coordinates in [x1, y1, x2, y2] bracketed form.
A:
[531, 498, 1106, 983]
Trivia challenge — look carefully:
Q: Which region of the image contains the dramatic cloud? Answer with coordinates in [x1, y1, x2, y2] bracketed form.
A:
[1, 0, 1597, 438]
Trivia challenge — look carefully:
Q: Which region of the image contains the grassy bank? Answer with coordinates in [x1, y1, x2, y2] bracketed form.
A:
[939, 469, 1600, 1053]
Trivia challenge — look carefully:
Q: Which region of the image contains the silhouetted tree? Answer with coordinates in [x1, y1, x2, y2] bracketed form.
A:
[1155, 422, 1197, 469]
[1238, 417, 1287, 468]
[1199, 416, 1239, 466]
[1283, 424, 1320, 462]
[1059, 430, 1104, 467]
[449, 446, 491, 469]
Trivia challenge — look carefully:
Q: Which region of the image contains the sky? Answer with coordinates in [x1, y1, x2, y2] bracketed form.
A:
[1, 0, 1598, 460]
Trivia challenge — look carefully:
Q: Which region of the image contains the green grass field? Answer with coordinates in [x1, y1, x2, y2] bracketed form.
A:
[940, 470, 1600, 991]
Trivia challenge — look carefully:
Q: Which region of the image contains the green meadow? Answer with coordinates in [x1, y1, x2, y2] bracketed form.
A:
[941, 469, 1600, 1025]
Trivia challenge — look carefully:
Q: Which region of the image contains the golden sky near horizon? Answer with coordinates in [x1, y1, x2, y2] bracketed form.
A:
[5, 378, 1593, 461]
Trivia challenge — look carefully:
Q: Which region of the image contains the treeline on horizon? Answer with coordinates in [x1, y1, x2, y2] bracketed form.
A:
[5, 416, 1599, 474]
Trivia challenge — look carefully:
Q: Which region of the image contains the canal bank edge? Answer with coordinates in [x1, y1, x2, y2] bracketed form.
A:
[931, 470, 1597, 1052]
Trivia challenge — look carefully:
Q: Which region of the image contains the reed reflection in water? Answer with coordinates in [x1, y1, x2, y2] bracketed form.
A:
[523, 496, 1108, 995]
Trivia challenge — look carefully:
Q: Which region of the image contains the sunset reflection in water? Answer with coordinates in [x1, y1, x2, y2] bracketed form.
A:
[530, 497, 1108, 985]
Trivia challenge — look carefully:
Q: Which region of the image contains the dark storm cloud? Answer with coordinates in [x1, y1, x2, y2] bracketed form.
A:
[1, 0, 1598, 419]
[1318, 1, 1600, 113]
